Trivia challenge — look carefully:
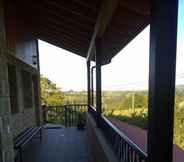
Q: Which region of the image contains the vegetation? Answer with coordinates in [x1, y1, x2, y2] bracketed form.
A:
[104, 108, 148, 129]
[41, 75, 87, 105]
[40, 76, 184, 149]
[102, 85, 184, 150]
[41, 75, 64, 105]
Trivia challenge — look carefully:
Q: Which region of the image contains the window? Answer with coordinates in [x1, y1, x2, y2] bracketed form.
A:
[21, 70, 33, 108]
[8, 64, 19, 114]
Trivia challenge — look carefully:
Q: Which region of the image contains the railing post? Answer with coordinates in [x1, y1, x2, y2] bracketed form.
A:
[64, 106, 67, 128]
[95, 38, 102, 127]
[148, 0, 178, 162]
[87, 61, 91, 111]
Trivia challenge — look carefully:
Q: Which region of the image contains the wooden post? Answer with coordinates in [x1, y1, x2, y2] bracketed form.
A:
[91, 66, 95, 106]
[95, 39, 102, 127]
[148, 0, 178, 162]
[87, 61, 91, 111]
[42, 105, 47, 123]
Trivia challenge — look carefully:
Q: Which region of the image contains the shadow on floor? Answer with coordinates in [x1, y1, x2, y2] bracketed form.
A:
[22, 127, 93, 162]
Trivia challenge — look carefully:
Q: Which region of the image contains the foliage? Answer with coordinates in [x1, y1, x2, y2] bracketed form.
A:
[41, 75, 64, 105]
[63, 90, 87, 104]
[102, 86, 184, 150]
[105, 108, 148, 129]
[102, 91, 148, 111]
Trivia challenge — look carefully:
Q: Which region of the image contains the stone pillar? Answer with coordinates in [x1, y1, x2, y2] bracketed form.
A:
[0, 0, 15, 161]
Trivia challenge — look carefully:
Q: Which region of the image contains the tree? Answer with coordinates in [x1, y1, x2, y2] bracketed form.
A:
[41, 75, 64, 105]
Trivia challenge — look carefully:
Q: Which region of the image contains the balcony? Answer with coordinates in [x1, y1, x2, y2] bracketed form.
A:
[22, 127, 93, 162]
[0, 0, 180, 162]
[15, 104, 148, 162]
[14, 103, 184, 162]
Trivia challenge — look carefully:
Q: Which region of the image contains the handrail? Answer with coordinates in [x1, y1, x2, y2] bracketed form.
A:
[43, 104, 87, 107]
[89, 105, 96, 111]
[88, 105, 97, 119]
[42, 104, 88, 127]
[88, 105, 148, 162]
[102, 116, 147, 158]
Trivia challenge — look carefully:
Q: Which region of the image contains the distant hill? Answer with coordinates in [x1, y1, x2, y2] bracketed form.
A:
[176, 85, 184, 96]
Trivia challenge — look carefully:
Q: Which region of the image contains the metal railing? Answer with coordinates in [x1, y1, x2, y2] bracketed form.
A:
[88, 105, 97, 120]
[43, 104, 87, 127]
[89, 105, 148, 162]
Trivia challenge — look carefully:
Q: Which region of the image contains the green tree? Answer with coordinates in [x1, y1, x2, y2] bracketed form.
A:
[41, 75, 64, 105]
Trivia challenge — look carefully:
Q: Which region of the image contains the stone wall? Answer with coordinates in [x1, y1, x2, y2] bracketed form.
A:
[0, 0, 14, 161]
[7, 55, 39, 138]
[11, 109, 36, 138]
[0, 0, 42, 161]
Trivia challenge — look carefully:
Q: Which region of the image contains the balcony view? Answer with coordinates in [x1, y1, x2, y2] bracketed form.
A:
[0, 0, 183, 162]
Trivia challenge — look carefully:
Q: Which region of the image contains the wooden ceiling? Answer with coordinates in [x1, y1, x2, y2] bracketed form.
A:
[7, 0, 150, 64]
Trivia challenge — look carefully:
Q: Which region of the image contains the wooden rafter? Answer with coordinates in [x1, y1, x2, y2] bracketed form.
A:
[39, 24, 90, 39]
[86, 0, 119, 61]
[43, 0, 96, 23]
[39, 29, 89, 45]
[39, 35, 87, 57]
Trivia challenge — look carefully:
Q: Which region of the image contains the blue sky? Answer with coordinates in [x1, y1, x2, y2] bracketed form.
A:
[39, 1, 184, 91]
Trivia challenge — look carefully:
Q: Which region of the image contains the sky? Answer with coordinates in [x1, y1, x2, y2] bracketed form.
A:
[39, 0, 184, 91]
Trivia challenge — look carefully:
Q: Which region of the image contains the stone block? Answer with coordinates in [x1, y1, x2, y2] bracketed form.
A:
[0, 115, 14, 162]
[0, 64, 9, 97]
[0, 97, 11, 116]
[11, 113, 23, 138]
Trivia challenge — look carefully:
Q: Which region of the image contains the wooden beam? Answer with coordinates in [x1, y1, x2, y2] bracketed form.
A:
[40, 19, 91, 36]
[29, 2, 94, 32]
[38, 35, 87, 57]
[74, 0, 100, 12]
[43, 0, 96, 23]
[41, 4, 95, 26]
[39, 24, 90, 39]
[86, 0, 119, 61]
[119, 0, 150, 16]
[39, 28, 89, 44]
[38, 32, 87, 50]
[148, 0, 178, 162]
[43, 16, 93, 33]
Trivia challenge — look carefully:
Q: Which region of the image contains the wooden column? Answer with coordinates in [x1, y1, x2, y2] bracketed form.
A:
[91, 66, 95, 106]
[148, 0, 178, 162]
[95, 39, 102, 127]
[87, 61, 91, 111]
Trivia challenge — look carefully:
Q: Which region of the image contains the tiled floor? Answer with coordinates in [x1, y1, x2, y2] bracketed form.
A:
[22, 127, 94, 162]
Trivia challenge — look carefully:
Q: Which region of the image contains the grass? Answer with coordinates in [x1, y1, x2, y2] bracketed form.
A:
[104, 108, 184, 150]
[104, 108, 148, 129]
